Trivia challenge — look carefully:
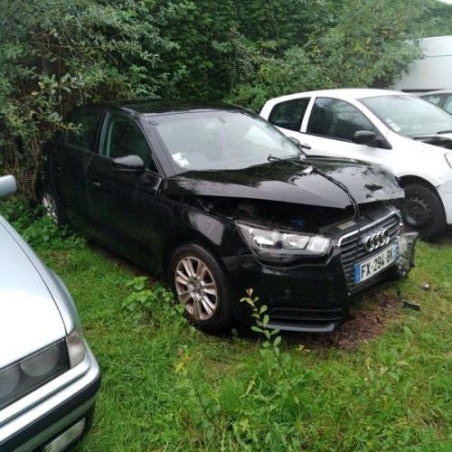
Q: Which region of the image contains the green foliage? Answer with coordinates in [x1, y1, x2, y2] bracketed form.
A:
[0, 0, 176, 194]
[122, 277, 174, 313]
[420, 1, 452, 37]
[0, 197, 85, 248]
[229, 0, 433, 111]
[0, 0, 449, 192]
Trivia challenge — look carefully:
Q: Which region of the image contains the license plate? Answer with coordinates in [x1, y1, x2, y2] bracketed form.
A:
[354, 243, 398, 284]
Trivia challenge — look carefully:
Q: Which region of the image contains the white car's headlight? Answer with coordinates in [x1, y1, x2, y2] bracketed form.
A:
[236, 221, 331, 264]
[445, 153, 452, 169]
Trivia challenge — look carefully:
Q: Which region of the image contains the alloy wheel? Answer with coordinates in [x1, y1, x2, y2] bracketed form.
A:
[174, 256, 218, 321]
[42, 193, 58, 224]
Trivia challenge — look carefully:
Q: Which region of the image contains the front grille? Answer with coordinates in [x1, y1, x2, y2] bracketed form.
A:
[339, 212, 401, 290]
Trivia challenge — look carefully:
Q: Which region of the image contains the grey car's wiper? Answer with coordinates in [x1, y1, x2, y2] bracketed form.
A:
[437, 130, 452, 134]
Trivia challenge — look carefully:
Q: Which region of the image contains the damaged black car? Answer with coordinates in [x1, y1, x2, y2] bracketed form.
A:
[39, 101, 417, 334]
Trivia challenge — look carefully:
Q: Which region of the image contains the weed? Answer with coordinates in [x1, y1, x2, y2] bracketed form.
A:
[0, 197, 85, 248]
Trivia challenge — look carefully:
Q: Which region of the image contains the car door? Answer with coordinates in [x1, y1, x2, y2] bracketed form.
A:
[49, 108, 103, 228]
[268, 96, 392, 165]
[85, 110, 164, 268]
[299, 97, 392, 164]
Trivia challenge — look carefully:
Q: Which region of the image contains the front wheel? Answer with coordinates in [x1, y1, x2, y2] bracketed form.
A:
[402, 183, 446, 240]
[169, 243, 233, 334]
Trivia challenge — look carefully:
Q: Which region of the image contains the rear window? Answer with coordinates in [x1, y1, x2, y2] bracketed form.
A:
[268, 98, 310, 131]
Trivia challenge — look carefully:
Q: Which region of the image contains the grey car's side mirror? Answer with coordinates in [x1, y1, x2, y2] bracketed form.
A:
[352, 130, 377, 145]
[0, 175, 17, 199]
[112, 155, 145, 173]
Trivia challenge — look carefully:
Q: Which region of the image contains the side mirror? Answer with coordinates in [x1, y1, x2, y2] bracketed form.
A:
[352, 130, 377, 145]
[288, 136, 311, 151]
[0, 175, 17, 200]
[289, 136, 301, 147]
[112, 155, 145, 173]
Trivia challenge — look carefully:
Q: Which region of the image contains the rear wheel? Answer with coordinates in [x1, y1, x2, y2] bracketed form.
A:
[169, 243, 233, 334]
[40, 188, 65, 226]
[402, 183, 446, 240]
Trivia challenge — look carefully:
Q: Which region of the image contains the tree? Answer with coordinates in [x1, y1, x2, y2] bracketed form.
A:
[0, 0, 175, 194]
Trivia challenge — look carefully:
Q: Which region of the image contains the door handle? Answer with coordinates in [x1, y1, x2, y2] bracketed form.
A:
[89, 180, 102, 188]
[300, 142, 311, 150]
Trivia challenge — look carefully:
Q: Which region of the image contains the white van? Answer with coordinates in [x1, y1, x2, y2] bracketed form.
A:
[393, 36, 452, 92]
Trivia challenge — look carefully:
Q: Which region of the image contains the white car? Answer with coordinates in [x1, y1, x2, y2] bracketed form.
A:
[420, 90, 452, 115]
[260, 89, 452, 239]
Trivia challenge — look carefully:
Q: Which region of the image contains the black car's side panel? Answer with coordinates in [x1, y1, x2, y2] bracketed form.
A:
[85, 154, 166, 269]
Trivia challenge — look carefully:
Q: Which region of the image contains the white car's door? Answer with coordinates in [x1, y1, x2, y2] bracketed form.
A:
[267, 96, 393, 166]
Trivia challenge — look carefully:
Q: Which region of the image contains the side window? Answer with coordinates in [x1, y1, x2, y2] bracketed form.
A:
[65, 110, 102, 151]
[307, 97, 375, 141]
[101, 112, 157, 172]
[268, 98, 310, 132]
[443, 95, 452, 114]
[422, 94, 442, 106]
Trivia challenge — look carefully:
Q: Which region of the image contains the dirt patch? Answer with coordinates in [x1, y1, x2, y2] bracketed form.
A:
[283, 287, 402, 352]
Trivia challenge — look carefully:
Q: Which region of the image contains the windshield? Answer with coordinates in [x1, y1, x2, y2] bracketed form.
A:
[360, 95, 452, 137]
[150, 110, 301, 173]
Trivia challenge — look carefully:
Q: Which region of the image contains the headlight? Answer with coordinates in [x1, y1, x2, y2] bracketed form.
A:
[0, 340, 68, 410]
[445, 153, 452, 169]
[236, 221, 331, 263]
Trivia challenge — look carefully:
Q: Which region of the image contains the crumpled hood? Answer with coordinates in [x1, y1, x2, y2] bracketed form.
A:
[163, 156, 404, 209]
[0, 220, 66, 368]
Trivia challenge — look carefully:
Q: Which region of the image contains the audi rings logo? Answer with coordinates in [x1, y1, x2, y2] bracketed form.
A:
[363, 229, 390, 252]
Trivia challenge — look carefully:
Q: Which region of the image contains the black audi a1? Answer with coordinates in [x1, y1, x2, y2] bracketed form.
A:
[39, 101, 417, 334]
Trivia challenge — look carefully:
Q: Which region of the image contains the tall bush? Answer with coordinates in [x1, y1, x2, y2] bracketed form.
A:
[0, 0, 175, 195]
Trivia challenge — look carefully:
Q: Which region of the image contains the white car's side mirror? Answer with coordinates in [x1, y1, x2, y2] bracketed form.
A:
[0, 175, 17, 199]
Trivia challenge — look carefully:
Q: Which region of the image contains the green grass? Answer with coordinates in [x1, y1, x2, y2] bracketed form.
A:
[2, 202, 451, 451]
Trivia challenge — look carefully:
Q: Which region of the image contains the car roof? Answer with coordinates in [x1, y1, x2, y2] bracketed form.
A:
[265, 88, 411, 105]
[80, 99, 245, 116]
[419, 89, 452, 96]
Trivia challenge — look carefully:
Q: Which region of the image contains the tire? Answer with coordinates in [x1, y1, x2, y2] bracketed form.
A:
[402, 183, 446, 240]
[169, 242, 233, 334]
[39, 187, 65, 226]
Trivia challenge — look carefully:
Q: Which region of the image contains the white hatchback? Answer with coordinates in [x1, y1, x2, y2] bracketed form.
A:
[261, 89, 452, 239]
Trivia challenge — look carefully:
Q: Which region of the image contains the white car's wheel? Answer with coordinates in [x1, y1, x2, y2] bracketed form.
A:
[402, 184, 446, 240]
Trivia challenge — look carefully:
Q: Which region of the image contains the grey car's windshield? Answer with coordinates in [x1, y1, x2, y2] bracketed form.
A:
[361, 95, 452, 137]
[150, 110, 301, 173]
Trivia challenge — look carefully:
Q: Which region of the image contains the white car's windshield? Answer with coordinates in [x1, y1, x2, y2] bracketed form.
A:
[361, 95, 452, 137]
[150, 110, 301, 173]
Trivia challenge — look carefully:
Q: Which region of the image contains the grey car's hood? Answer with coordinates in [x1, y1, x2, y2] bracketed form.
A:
[0, 219, 66, 368]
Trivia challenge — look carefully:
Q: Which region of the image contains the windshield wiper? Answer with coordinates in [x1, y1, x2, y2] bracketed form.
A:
[267, 154, 305, 164]
[437, 130, 452, 135]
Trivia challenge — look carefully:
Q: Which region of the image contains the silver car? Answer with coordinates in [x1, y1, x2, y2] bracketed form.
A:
[0, 175, 100, 451]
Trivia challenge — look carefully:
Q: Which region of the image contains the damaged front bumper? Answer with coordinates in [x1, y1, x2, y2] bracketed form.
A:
[222, 230, 418, 333]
